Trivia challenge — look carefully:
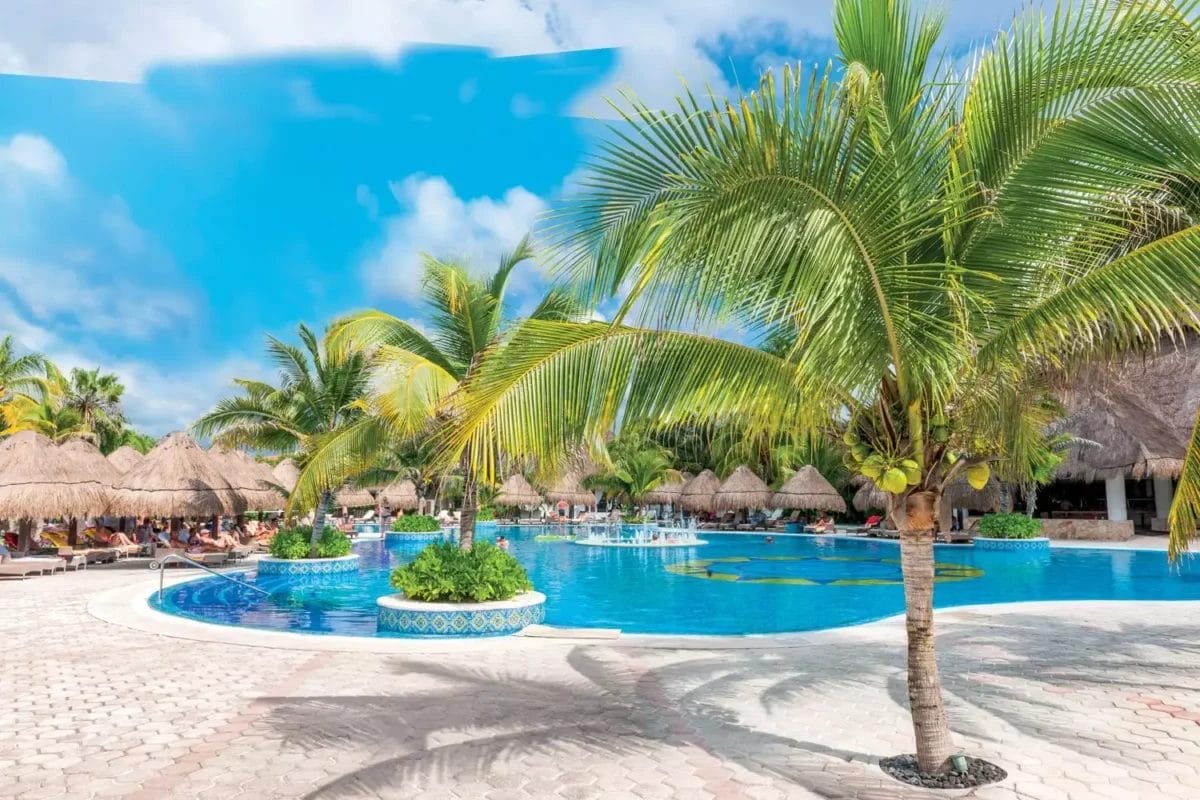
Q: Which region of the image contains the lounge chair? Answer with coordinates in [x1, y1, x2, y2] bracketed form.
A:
[0, 558, 65, 578]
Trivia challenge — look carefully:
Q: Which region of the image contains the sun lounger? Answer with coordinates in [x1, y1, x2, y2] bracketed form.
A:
[0, 558, 65, 578]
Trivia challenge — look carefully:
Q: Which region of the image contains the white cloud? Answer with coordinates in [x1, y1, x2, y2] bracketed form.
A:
[0, 133, 66, 197]
[362, 175, 546, 298]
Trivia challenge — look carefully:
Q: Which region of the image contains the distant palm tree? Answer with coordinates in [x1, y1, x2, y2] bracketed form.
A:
[0, 335, 45, 404]
[584, 439, 678, 513]
[117, 429, 159, 455]
[194, 324, 371, 555]
[62, 367, 126, 451]
[0, 363, 86, 441]
[290, 236, 583, 550]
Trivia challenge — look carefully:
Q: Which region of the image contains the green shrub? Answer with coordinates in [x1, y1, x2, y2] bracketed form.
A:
[390, 514, 440, 533]
[622, 513, 651, 524]
[268, 526, 352, 559]
[390, 541, 532, 602]
[476, 506, 495, 522]
[976, 513, 1042, 540]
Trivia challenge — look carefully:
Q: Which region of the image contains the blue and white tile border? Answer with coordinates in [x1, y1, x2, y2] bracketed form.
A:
[376, 591, 546, 637]
[973, 536, 1051, 552]
[384, 531, 446, 544]
[256, 554, 361, 576]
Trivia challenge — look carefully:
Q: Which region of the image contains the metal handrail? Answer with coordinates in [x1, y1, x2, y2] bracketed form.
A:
[152, 553, 270, 602]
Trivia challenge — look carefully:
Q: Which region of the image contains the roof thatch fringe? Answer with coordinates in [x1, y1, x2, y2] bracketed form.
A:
[495, 474, 542, 507]
[680, 469, 721, 512]
[712, 465, 773, 511]
[773, 465, 846, 512]
[110, 432, 247, 517]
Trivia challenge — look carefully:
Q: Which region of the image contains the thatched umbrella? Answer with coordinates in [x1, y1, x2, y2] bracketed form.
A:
[852, 478, 890, 513]
[495, 474, 542, 508]
[235, 451, 286, 503]
[773, 465, 847, 513]
[1055, 342, 1200, 479]
[208, 446, 285, 510]
[712, 466, 773, 511]
[0, 431, 112, 520]
[110, 432, 247, 517]
[378, 479, 419, 511]
[643, 472, 691, 505]
[272, 458, 301, 492]
[544, 472, 595, 507]
[945, 475, 1000, 513]
[106, 445, 145, 474]
[679, 469, 721, 512]
[336, 485, 380, 509]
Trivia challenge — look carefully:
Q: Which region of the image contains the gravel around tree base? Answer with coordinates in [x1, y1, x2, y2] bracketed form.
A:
[880, 754, 1007, 789]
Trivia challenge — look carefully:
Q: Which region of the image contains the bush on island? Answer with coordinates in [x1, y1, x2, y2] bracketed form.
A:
[390, 514, 441, 533]
[390, 540, 532, 602]
[268, 526, 352, 559]
[476, 506, 495, 522]
[976, 513, 1042, 540]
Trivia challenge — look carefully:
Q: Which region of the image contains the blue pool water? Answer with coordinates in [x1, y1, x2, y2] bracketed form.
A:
[152, 526, 1200, 636]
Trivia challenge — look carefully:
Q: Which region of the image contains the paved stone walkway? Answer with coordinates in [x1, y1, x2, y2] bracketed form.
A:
[2, 566, 1199, 799]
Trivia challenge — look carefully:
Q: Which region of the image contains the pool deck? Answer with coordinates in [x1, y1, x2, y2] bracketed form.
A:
[3, 560, 1200, 799]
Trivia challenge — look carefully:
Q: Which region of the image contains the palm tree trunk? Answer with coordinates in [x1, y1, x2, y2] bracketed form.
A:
[900, 490, 955, 773]
[458, 453, 477, 552]
[998, 481, 1013, 513]
[310, 488, 332, 557]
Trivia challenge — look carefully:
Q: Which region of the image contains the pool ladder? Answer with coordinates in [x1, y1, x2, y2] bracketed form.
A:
[152, 553, 270, 602]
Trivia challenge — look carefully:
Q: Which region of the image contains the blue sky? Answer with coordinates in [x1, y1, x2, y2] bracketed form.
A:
[0, 0, 1019, 433]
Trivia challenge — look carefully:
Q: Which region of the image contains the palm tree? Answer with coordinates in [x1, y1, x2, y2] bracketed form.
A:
[0, 362, 86, 442]
[290, 236, 583, 550]
[193, 324, 371, 555]
[0, 335, 45, 404]
[441, 0, 1200, 773]
[61, 367, 126, 450]
[584, 437, 678, 513]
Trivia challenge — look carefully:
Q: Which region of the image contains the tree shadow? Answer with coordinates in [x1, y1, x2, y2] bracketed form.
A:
[255, 609, 1200, 798]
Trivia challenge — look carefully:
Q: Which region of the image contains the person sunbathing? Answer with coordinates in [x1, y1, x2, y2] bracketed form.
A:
[101, 528, 137, 547]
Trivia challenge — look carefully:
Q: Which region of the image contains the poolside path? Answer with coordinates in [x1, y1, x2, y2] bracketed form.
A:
[2, 562, 1199, 799]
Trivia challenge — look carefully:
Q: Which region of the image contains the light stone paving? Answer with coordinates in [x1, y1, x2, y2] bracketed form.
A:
[2, 564, 1200, 799]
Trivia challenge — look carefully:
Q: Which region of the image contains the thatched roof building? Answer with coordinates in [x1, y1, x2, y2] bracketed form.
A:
[712, 466, 772, 511]
[680, 469, 721, 512]
[773, 465, 846, 513]
[272, 458, 301, 492]
[1056, 343, 1200, 480]
[110, 432, 247, 517]
[106, 445, 145, 474]
[496, 474, 542, 508]
[851, 476, 890, 513]
[0, 431, 113, 518]
[544, 472, 594, 507]
[378, 479, 419, 511]
[336, 486, 379, 509]
[945, 475, 1000, 512]
[643, 472, 690, 505]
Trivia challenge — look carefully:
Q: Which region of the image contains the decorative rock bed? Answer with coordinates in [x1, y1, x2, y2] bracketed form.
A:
[376, 591, 546, 636]
[880, 754, 1006, 790]
[973, 536, 1050, 552]
[255, 554, 360, 576]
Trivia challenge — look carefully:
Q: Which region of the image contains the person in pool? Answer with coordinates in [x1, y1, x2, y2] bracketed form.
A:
[496, 535, 510, 551]
[764, 536, 775, 544]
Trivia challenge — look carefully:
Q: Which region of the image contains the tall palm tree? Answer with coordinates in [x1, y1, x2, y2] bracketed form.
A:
[0, 335, 45, 404]
[290, 236, 583, 550]
[194, 324, 371, 554]
[441, 0, 1200, 772]
[61, 367, 126, 450]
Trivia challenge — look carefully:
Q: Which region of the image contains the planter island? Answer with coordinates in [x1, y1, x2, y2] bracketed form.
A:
[376, 591, 546, 637]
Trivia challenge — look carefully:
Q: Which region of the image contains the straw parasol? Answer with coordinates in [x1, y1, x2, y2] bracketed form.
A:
[208, 446, 285, 510]
[336, 485, 380, 509]
[851, 478, 890, 513]
[0, 431, 113, 519]
[378, 479, 420, 511]
[679, 469, 721, 512]
[773, 465, 847, 513]
[110, 432, 247, 517]
[544, 472, 595, 507]
[944, 474, 1000, 512]
[235, 450, 286, 501]
[106, 445, 145, 474]
[643, 472, 691, 505]
[272, 458, 301, 492]
[495, 474, 542, 508]
[712, 465, 773, 511]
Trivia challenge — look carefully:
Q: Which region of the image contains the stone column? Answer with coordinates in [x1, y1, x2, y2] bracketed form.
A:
[1105, 476, 1128, 522]
[1153, 475, 1174, 520]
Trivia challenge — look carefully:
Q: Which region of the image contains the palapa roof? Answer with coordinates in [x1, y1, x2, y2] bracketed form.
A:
[712, 465, 773, 511]
[209, 446, 285, 510]
[110, 431, 247, 517]
[271, 458, 301, 492]
[0, 431, 114, 518]
[1055, 342, 1200, 480]
[544, 472, 595, 506]
[643, 471, 691, 505]
[336, 485, 380, 508]
[773, 465, 846, 513]
[495, 473, 542, 507]
[944, 474, 1001, 512]
[377, 479, 419, 511]
[679, 469, 721, 512]
[851, 479, 890, 513]
[106, 445, 145, 474]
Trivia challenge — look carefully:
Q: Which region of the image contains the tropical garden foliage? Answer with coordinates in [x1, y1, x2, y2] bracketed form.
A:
[437, 0, 1200, 772]
[391, 540, 532, 602]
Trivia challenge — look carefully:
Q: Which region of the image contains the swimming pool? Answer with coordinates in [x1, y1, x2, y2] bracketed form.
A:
[152, 526, 1200, 637]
